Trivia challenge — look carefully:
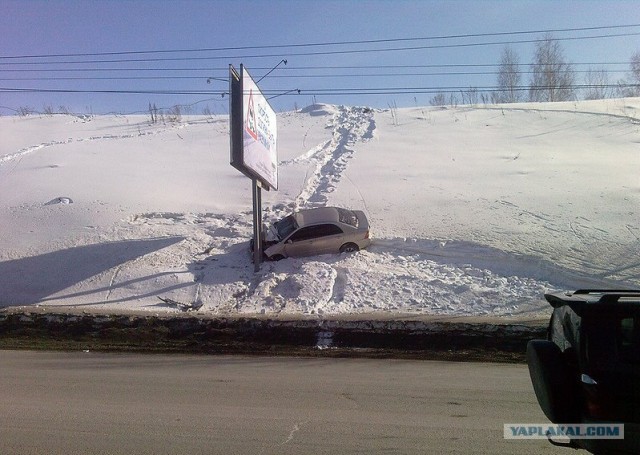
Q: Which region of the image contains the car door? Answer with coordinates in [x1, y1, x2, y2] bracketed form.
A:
[283, 224, 344, 257]
[283, 226, 320, 257]
[312, 223, 344, 254]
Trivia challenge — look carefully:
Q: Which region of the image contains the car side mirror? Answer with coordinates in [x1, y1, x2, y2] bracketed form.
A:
[286, 239, 293, 244]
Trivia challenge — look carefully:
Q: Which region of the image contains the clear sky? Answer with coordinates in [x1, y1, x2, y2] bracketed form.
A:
[2, 0, 640, 114]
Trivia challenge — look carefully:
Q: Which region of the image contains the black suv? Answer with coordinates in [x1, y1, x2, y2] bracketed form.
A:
[527, 289, 640, 454]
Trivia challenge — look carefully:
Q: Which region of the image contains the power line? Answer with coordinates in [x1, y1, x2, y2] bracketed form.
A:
[2, 23, 637, 113]
[0, 68, 631, 82]
[2, 23, 639, 60]
[0, 62, 632, 75]
[2, 84, 635, 96]
[2, 31, 639, 65]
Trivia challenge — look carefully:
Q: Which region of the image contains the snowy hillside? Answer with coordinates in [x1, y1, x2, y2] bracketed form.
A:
[1, 99, 638, 318]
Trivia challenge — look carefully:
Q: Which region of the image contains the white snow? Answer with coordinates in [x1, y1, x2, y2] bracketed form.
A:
[1, 99, 639, 319]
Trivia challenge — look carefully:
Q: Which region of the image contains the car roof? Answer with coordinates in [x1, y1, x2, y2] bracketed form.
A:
[545, 289, 640, 315]
[293, 207, 344, 227]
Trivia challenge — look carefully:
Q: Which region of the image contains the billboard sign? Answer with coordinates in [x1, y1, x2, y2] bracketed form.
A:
[229, 64, 278, 191]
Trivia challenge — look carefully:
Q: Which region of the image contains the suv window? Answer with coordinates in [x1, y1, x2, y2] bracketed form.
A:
[289, 224, 343, 242]
[583, 311, 640, 367]
[618, 316, 639, 365]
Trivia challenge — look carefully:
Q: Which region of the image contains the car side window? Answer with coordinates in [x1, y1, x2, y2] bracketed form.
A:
[289, 224, 343, 242]
[316, 224, 343, 237]
[289, 226, 316, 242]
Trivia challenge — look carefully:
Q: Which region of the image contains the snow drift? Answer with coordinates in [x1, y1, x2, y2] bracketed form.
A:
[1, 99, 638, 318]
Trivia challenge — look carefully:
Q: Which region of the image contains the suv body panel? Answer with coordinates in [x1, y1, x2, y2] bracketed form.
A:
[528, 290, 640, 454]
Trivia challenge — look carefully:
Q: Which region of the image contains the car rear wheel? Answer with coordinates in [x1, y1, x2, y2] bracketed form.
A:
[340, 243, 359, 253]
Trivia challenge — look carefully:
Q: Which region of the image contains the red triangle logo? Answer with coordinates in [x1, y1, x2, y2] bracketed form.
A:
[245, 89, 258, 140]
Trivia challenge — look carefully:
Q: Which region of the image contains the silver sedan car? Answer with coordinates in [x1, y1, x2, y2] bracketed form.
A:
[260, 207, 371, 260]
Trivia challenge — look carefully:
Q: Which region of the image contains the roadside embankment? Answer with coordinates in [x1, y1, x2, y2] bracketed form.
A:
[0, 308, 548, 362]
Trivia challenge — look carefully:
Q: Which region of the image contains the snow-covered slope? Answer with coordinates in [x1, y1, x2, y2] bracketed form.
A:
[1, 99, 638, 318]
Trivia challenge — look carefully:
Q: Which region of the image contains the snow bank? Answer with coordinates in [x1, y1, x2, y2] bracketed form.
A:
[1, 99, 638, 319]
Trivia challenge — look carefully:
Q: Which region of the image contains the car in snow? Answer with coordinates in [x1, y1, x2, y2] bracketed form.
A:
[256, 207, 370, 260]
[527, 289, 640, 454]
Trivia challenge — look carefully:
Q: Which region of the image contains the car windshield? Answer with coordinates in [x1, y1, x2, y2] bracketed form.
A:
[337, 208, 358, 227]
[273, 215, 298, 240]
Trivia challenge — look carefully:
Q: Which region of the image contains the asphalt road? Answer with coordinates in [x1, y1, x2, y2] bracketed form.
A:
[0, 351, 569, 454]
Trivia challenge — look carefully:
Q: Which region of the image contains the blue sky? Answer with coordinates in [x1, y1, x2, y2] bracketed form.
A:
[1, 0, 640, 114]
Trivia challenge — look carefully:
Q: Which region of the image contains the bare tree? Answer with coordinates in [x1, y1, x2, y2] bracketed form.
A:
[387, 100, 399, 125]
[625, 51, 640, 96]
[583, 67, 610, 100]
[631, 51, 640, 85]
[149, 102, 158, 123]
[18, 106, 34, 116]
[166, 105, 182, 123]
[202, 105, 214, 117]
[461, 87, 479, 105]
[529, 33, 575, 102]
[493, 45, 522, 103]
[615, 51, 640, 97]
[430, 93, 446, 106]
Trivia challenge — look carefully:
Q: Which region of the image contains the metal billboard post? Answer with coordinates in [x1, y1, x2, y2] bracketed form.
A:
[252, 178, 263, 272]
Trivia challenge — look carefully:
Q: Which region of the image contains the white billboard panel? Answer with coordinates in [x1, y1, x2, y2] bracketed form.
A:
[242, 67, 278, 190]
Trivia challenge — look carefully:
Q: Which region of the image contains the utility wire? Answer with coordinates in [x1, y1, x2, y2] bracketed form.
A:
[2, 31, 639, 65]
[0, 62, 629, 80]
[2, 23, 639, 59]
[2, 24, 637, 113]
[0, 69, 630, 82]
[0, 62, 632, 73]
[2, 84, 634, 96]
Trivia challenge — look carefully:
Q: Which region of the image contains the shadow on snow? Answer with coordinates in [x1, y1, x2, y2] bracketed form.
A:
[0, 237, 184, 306]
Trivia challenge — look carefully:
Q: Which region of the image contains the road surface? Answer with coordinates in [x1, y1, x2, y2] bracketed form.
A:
[0, 351, 568, 454]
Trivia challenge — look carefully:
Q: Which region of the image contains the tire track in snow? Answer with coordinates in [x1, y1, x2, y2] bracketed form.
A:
[0, 124, 184, 166]
[1, 142, 64, 165]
